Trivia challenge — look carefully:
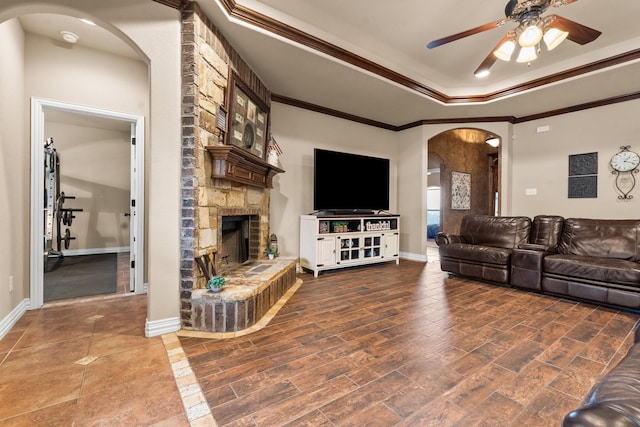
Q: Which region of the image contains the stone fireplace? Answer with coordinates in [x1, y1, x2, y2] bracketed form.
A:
[179, 4, 295, 334]
[218, 210, 260, 274]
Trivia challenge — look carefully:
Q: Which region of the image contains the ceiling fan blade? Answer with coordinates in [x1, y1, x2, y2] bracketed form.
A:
[548, 15, 601, 45]
[427, 19, 504, 49]
[473, 34, 513, 76]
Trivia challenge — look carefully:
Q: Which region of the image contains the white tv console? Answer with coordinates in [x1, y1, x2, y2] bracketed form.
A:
[300, 213, 400, 277]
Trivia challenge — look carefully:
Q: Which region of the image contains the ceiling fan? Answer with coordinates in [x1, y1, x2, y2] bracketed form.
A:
[427, 0, 602, 76]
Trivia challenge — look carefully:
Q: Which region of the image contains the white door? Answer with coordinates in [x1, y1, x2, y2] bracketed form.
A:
[30, 98, 146, 308]
[129, 123, 137, 292]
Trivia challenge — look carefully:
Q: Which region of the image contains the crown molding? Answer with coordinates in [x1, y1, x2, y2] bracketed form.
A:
[273, 91, 640, 130]
[213, 0, 640, 106]
[151, 0, 189, 9]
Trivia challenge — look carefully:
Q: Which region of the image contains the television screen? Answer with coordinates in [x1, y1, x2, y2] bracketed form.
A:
[313, 148, 390, 213]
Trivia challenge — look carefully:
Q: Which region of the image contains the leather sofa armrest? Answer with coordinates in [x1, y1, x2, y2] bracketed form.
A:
[563, 405, 639, 427]
[518, 243, 558, 253]
[435, 232, 464, 246]
[511, 247, 555, 291]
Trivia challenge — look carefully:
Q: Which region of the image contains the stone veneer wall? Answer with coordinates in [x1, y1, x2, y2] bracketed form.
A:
[180, 2, 273, 329]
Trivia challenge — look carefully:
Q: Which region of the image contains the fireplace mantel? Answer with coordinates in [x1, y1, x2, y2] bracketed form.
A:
[206, 145, 284, 188]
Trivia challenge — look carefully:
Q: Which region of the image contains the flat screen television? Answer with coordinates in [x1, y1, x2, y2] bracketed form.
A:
[313, 148, 390, 214]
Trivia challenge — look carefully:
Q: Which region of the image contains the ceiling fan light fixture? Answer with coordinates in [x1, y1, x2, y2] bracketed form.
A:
[516, 46, 537, 63]
[543, 27, 569, 51]
[494, 40, 516, 61]
[518, 24, 543, 47]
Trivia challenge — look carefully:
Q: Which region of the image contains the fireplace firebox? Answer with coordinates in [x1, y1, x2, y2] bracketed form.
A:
[217, 210, 261, 275]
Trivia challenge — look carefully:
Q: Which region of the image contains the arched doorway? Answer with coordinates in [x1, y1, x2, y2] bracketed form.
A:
[1, 11, 149, 308]
[427, 128, 501, 235]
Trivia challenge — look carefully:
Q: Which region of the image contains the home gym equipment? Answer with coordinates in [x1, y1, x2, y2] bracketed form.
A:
[43, 138, 83, 268]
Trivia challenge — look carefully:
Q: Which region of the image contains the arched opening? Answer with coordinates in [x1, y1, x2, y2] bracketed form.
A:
[0, 10, 150, 307]
[427, 128, 501, 236]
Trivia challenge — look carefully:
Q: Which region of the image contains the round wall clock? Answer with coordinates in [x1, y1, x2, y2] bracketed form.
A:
[611, 145, 639, 200]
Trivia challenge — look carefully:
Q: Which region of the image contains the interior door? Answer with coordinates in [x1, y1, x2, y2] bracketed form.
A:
[129, 123, 137, 292]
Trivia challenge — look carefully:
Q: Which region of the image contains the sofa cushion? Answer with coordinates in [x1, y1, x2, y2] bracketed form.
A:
[459, 215, 531, 249]
[563, 323, 640, 427]
[558, 218, 640, 261]
[544, 254, 640, 286]
[529, 215, 564, 247]
[440, 243, 513, 265]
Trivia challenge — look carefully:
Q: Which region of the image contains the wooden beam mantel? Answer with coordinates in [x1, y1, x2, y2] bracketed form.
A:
[205, 145, 284, 188]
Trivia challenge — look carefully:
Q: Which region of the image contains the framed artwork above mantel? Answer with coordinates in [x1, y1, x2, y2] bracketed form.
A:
[226, 71, 269, 160]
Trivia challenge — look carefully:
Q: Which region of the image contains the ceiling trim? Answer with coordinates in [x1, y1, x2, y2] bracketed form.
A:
[152, 0, 189, 9]
[212, 0, 640, 105]
[273, 91, 640, 131]
[514, 90, 640, 123]
[216, 0, 449, 102]
[451, 49, 640, 104]
[271, 94, 397, 131]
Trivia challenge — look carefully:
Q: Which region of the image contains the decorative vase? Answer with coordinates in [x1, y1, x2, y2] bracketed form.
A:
[208, 286, 223, 293]
[268, 253, 274, 260]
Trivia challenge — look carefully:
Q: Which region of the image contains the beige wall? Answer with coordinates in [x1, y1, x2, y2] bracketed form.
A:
[510, 100, 640, 218]
[0, 0, 181, 335]
[396, 125, 427, 261]
[45, 120, 130, 250]
[269, 103, 398, 258]
[0, 18, 27, 327]
[269, 104, 514, 263]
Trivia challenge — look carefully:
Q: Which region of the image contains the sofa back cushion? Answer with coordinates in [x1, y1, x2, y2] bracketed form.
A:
[529, 215, 564, 247]
[558, 218, 640, 261]
[460, 215, 531, 249]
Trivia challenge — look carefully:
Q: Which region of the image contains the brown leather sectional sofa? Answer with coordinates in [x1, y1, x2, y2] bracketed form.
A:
[436, 214, 640, 310]
[438, 214, 640, 425]
[435, 215, 531, 285]
[563, 320, 640, 426]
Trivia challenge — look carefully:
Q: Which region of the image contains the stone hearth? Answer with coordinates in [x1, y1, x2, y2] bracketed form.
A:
[191, 257, 299, 334]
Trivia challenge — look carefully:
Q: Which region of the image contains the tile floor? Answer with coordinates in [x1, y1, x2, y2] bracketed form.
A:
[1, 257, 638, 426]
[0, 294, 190, 425]
[181, 260, 638, 426]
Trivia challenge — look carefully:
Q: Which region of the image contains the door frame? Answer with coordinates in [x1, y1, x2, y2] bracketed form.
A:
[30, 97, 145, 308]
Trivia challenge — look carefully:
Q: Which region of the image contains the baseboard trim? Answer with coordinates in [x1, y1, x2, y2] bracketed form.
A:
[400, 252, 427, 262]
[145, 316, 181, 338]
[0, 299, 31, 340]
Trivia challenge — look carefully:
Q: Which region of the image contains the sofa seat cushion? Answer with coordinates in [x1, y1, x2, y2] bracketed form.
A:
[544, 254, 640, 286]
[439, 243, 512, 265]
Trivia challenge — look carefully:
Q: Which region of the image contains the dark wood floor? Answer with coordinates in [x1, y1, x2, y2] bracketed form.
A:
[179, 260, 639, 426]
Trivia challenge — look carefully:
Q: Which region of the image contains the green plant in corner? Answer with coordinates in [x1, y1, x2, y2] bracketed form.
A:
[264, 247, 278, 259]
[207, 275, 226, 290]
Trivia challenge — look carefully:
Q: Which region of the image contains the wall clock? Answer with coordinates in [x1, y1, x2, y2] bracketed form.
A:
[611, 145, 639, 200]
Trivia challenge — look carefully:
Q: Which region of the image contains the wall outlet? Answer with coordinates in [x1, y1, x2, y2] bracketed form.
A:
[9, 275, 14, 293]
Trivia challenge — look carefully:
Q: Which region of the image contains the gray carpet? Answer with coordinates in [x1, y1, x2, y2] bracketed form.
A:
[44, 254, 117, 301]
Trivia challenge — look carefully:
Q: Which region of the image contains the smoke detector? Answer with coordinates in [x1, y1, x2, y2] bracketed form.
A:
[60, 31, 79, 44]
